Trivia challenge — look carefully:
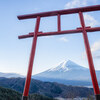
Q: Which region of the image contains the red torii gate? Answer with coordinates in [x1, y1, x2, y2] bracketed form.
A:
[18, 5, 100, 100]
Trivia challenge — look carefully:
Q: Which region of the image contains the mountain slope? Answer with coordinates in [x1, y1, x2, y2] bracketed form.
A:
[33, 60, 100, 83]
[0, 77, 94, 98]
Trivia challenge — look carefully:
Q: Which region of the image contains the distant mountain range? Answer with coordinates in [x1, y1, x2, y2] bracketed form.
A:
[0, 72, 24, 78]
[0, 77, 94, 98]
[0, 60, 100, 86]
[32, 60, 100, 86]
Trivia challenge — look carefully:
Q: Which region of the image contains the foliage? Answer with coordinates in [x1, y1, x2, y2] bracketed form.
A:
[0, 86, 55, 100]
[0, 86, 21, 100]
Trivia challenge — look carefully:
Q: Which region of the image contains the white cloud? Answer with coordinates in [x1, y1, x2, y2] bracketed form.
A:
[59, 37, 68, 42]
[84, 14, 99, 27]
[64, 0, 98, 9]
[91, 41, 100, 52]
[82, 52, 86, 59]
[43, 36, 54, 38]
[91, 41, 100, 59]
[64, 0, 87, 9]
[64, 0, 99, 27]
[65, 0, 100, 58]
[82, 41, 100, 59]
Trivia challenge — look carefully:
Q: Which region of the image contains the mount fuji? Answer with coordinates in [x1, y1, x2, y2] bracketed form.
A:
[33, 60, 100, 86]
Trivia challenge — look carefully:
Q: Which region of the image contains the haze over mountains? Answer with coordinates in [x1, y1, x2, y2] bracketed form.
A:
[0, 60, 100, 86]
[0, 60, 97, 98]
[0, 72, 24, 78]
[33, 60, 100, 85]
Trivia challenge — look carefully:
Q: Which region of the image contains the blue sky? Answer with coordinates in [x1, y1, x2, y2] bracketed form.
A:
[0, 0, 100, 75]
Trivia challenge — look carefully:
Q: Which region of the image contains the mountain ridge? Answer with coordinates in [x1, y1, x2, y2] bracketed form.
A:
[0, 72, 24, 78]
[46, 60, 88, 72]
[0, 60, 100, 86]
[33, 60, 100, 83]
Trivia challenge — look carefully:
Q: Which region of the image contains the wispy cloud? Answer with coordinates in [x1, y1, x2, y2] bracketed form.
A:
[84, 14, 99, 27]
[64, 0, 87, 9]
[59, 37, 68, 42]
[82, 41, 100, 59]
[91, 41, 100, 52]
[64, 0, 99, 27]
[64, 0, 100, 59]
[43, 36, 54, 38]
[64, 0, 98, 9]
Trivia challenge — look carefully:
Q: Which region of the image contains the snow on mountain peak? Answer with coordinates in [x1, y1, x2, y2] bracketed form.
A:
[48, 60, 68, 72]
[66, 60, 87, 70]
[66, 60, 79, 67]
[61, 60, 67, 68]
[47, 60, 87, 72]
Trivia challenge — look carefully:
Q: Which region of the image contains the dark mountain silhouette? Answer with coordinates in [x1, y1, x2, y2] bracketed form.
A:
[0, 86, 55, 100]
[0, 77, 94, 98]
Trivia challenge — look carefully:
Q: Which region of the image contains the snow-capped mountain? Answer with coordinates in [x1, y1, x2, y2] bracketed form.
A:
[47, 60, 87, 72]
[33, 60, 100, 83]
[0, 72, 24, 78]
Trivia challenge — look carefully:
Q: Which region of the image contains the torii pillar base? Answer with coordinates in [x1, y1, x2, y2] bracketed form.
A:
[96, 95, 100, 100]
[22, 96, 28, 100]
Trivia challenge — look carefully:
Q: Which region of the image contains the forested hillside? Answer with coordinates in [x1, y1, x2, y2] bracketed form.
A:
[0, 86, 55, 100]
[0, 77, 94, 98]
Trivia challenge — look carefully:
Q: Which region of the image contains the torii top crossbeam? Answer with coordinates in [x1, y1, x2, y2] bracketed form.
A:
[18, 5, 100, 39]
[18, 5, 100, 100]
[18, 5, 100, 19]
